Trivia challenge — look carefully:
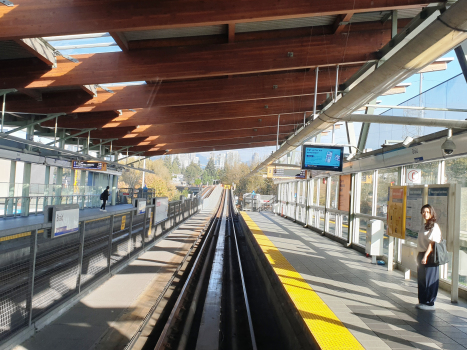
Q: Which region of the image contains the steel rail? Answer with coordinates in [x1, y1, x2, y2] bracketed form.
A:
[154, 190, 226, 350]
[229, 190, 258, 350]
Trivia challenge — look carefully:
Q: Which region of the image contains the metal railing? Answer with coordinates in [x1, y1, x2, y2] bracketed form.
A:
[116, 188, 156, 205]
[0, 197, 200, 346]
[0, 194, 102, 218]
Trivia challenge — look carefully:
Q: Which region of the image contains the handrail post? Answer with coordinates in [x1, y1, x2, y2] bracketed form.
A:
[27, 229, 38, 326]
[128, 210, 134, 257]
[77, 221, 86, 293]
[142, 210, 148, 250]
[108, 215, 115, 273]
[3, 198, 8, 218]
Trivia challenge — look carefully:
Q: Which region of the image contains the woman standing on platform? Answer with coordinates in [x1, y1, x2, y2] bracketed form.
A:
[416, 204, 442, 310]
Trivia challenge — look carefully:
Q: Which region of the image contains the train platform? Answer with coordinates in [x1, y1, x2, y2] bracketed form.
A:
[13, 210, 214, 350]
[240, 211, 467, 350]
[0, 204, 135, 239]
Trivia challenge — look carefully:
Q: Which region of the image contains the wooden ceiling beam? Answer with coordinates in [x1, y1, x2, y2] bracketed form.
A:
[128, 18, 411, 49]
[145, 141, 279, 157]
[129, 135, 286, 153]
[333, 13, 354, 34]
[5, 67, 358, 114]
[0, 0, 430, 40]
[40, 97, 321, 129]
[14, 38, 56, 67]
[110, 32, 129, 51]
[124, 114, 304, 137]
[228, 23, 236, 43]
[1, 28, 391, 89]
[112, 125, 297, 146]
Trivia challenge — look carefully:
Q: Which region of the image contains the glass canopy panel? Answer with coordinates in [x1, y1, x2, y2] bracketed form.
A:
[364, 74, 467, 151]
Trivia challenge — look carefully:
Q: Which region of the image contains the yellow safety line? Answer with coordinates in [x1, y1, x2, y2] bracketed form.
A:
[0, 229, 44, 242]
[241, 212, 364, 350]
[0, 231, 31, 242]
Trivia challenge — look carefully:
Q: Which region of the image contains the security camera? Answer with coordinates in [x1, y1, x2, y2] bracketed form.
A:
[402, 136, 414, 148]
[441, 137, 456, 155]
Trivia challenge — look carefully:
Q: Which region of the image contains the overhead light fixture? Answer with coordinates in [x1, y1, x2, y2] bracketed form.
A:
[402, 136, 414, 147]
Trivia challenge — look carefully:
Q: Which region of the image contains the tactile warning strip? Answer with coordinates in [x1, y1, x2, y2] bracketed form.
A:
[241, 212, 364, 350]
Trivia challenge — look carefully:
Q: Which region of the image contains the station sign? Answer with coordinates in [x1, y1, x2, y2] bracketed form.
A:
[406, 169, 421, 184]
[267, 166, 306, 179]
[53, 208, 80, 237]
[72, 160, 107, 171]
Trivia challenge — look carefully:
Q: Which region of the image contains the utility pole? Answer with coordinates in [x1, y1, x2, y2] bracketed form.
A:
[142, 157, 146, 187]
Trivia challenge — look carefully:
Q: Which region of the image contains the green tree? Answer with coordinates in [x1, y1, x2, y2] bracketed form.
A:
[118, 157, 141, 188]
[147, 159, 172, 183]
[163, 156, 173, 174]
[172, 158, 181, 174]
[184, 162, 203, 184]
[205, 158, 217, 178]
[201, 171, 213, 185]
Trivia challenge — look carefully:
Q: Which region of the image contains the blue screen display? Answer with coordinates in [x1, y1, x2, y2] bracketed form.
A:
[302, 146, 343, 171]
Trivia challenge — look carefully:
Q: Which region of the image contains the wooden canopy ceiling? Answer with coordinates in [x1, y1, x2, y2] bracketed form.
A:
[0, 0, 435, 157]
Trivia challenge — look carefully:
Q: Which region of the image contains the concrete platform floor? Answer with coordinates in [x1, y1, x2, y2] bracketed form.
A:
[14, 211, 213, 350]
[246, 211, 467, 350]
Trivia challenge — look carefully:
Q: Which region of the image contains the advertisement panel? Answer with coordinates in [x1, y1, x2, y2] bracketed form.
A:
[405, 186, 425, 240]
[427, 187, 449, 238]
[137, 199, 147, 215]
[387, 186, 407, 239]
[155, 197, 169, 223]
[338, 174, 351, 211]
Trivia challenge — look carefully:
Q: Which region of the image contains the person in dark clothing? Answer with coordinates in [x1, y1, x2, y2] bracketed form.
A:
[100, 186, 110, 211]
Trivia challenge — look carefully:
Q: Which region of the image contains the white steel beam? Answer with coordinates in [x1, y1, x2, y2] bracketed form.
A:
[344, 114, 467, 129]
[249, 3, 467, 175]
[364, 104, 467, 112]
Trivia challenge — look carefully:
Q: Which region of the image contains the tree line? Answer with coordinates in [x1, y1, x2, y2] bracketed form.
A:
[119, 156, 276, 201]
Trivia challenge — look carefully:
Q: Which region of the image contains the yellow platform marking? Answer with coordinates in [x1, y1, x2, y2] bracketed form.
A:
[0, 229, 44, 242]
[0, 231, 31, 242]
[241, 212, 364, 350]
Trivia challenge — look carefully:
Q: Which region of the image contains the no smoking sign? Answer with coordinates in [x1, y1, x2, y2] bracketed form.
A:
[406, 169, 421, 184]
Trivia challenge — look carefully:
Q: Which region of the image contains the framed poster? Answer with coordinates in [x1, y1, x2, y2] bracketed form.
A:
[137, 199, 146, 215]
[405, 186, 426, 240]
[387, 186, 407, 239]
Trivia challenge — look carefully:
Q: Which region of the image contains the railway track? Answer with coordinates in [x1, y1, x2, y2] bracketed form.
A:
[134, 189, 290, 350]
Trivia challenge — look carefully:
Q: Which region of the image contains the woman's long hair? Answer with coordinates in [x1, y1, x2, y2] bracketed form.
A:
[421, 204, 437, 230]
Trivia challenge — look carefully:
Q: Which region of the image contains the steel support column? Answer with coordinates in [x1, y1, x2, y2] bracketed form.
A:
[27, 229, 38, 326]
[7, 161, 16, 215]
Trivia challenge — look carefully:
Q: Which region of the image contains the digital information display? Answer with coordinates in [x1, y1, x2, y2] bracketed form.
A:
[72, 160, 107, 171]
[301, 145, 343, 172]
